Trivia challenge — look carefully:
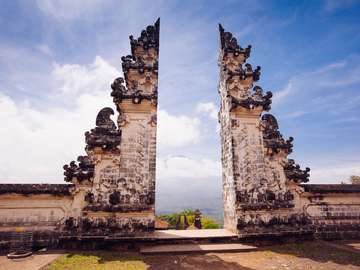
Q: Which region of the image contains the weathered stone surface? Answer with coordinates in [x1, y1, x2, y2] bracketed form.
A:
[218, 24, 311, 235]
[60, 18, 160, 236]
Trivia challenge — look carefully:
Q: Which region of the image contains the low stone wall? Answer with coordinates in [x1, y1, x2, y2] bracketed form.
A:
[0, 183, 360, 250]
[300, 184, 360, 239]
[0, 184, 75, 250]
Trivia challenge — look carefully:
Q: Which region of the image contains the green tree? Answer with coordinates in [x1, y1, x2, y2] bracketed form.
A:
[157, 209, 220, 229]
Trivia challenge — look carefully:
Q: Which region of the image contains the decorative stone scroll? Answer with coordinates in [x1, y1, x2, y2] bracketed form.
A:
[230, 86, 272, 111]
[261, 114, 293, 155]
[226, 63, 261, 82]
[219, 24, 251, 58]
[130, 18, 160, 54]
[63, 156, 94, 183]
[85, 107, 121, 151]
[284, 159, 310, 183]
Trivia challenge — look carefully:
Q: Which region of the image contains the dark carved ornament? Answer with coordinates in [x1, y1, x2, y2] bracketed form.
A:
[261, 114, 294, 154]
[284, 159, 310, 183]
[121, 55, 158, 74]
[237, 213, 311, 232]
[130, 18, 160, 54]
[109, 191, 121, 205]
[84, 191, 155, 213]
[84, 192, 95, 203]
[236, 189, 295, 210]
[63, 156, 95, 183]
[226, 63, 261, 82]
[111, 77, 158, 105]
[85, 107, 121, 151]
[230, 86, 272, 111]
[63, 216, 155, 236]
[219, 24, 251, 58]
[84, 204, 153, 213]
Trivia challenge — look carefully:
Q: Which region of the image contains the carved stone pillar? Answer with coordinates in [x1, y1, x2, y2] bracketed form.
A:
[218, 24, 310, 236]
[62, 19, 160, 237]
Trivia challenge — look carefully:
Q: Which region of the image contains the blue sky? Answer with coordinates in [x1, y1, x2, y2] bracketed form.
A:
[0, 0, 360, 213]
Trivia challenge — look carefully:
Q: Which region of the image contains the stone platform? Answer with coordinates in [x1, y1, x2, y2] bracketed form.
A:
[150, 229, 238, 240]
[140, 243, 256, 254]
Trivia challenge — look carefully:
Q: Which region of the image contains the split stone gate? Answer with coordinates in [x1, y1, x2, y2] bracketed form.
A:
[0, 19, 360, 246]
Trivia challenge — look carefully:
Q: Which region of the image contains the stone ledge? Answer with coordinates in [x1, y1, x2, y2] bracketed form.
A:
[301, 184, 360, 194]
[0, 184, 74, 196]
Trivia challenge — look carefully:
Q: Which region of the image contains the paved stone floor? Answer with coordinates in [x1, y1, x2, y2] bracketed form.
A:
[0, 253, 61, 270]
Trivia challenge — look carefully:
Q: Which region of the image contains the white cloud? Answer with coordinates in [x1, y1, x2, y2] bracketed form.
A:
[310, 162, 360, 184]
[157, 110, 201, 147]
[53, 56, 119, 96]
[196, 102, 218, 120]
[157, 156, 221, 180]
[36, 0, 104, 21]
[0, 56, 204, 182]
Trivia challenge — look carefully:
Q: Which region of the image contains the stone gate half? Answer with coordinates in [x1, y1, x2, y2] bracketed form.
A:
[61, 18, 160, 237]
[218, 24, 360, 237]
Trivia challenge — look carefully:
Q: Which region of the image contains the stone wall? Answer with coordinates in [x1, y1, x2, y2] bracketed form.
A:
[300, 185, 360, 239]
[218, 24, 360, 239]
[0, 184, 74, 248]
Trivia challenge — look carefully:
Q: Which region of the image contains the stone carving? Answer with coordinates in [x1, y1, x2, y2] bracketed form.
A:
[63, 216, 154, 236]
[219, 24, 310, 235]
[261, 114, 293, 154]
[63, 156, 94, 183]
[284, 159, 310, 183]
[194, 209, 202, 229]
[121, 55, 159, 74]
[219, 24, 251, 58]
[111, 77, 158, 105]
[130, 18, 160, 53]
[227, 63, 261, 82]
[236, 213, 311, 232]
[111, 19, 159, 107]
[85, 107, 121, 151]
[230, 86, 272, 111]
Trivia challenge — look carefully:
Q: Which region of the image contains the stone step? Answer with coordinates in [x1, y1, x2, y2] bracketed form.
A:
[140, 243, 257, 254]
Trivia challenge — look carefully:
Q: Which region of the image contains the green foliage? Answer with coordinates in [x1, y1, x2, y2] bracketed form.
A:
[157, 209, 220, 229]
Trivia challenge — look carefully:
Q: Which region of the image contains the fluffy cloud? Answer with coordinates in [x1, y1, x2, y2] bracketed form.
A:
[157, 156, 221, 180]
[310, 162, 360, 184]
[53, 56, 119, 96]
[36, 0, 104, 21]
[0, 56, 204, 182]
[157, 110, 200, 147]
[196, 102, 218, 120]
